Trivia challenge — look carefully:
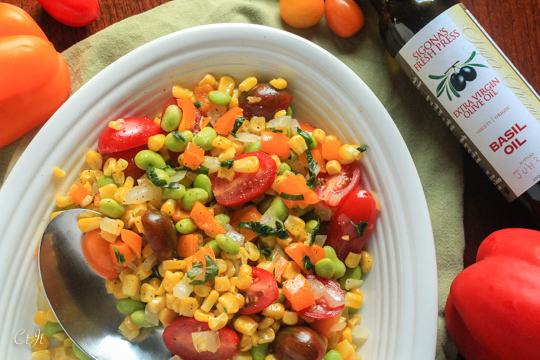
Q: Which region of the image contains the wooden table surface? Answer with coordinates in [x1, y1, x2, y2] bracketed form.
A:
[6, 0, 539, 265]
[3, 0, 539, 358]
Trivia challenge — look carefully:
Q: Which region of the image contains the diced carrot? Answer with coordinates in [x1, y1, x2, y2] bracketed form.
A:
[282, 274, 316, 311]
[182, 142, 205, 170]
[274, 256, 288, 282]
[230, 205, 262, 242]
[185, 246, 216, 272]
[298, 121, 316, 133]
[178, 98, 197, 131]
[109, 241, 132, 267]
[260, 131, 291, 157]
[189, 201, 226, 238]
[172, 208, 191, 222]
[120, 229, 142, 257]
[322, 139, 342, 161]
[285, 243, 326, 274]
[67, 182, 90, 205]
[192, 84, 214, 116]
[177, 234, 200, 258]
[311, 313, 342, 338]
[213, 107, 244, 135]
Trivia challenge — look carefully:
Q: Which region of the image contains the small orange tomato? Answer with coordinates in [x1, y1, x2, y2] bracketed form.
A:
[279, 0, 325, 29]
[81, 229, 119, 279]
[325, 0, 365, 38]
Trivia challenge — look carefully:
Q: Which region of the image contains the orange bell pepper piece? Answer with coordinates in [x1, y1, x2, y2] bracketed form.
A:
[120, 229, 142, 257]
[177, 234, 200, 258]
[297, 121, 316, 133]
[67, 182, 90, 205]
[189, 201, 226, 238]
[322, 139, 342, 161]
[274, 256, 289, 283]
[185, 246, 216, 272]
[230, 205, 262, 242]
[260, 131, 291, 157]
[213, 107, 244, 135]
[182, 142, 205, 170]
[285, 243, 326, 274]
[178, 98, 197, 131]
[282, 274, 316, 311]
[109, 241, 132, 267]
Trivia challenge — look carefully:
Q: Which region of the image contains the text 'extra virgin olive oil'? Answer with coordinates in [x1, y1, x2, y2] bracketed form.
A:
[369, 0, 540, 212]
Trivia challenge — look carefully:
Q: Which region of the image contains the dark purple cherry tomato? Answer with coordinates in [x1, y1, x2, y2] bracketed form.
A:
[272, 326, 326, 360]
[238, 83, 293, 120]
[325, 189, 377, 261]
[141, 209, 176, 261]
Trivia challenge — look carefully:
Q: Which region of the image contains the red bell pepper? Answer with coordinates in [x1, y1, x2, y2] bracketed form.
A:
[445, 228, 540, 360]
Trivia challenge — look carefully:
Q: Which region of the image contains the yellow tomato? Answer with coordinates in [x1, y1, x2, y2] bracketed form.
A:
[279, 0, 325, 29]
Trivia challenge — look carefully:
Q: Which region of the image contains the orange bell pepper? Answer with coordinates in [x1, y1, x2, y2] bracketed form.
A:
[176, 234, 200, 258]
[182, 142, 205, 170]
[282, 274, 316, 311]
[189, 201, 226, 238]
[230, 205, 262, 242]
[185, 246, 216, 272]
[109, 241, 132, 267]
[285, 243, 326, 274]
[120, 229, 142, 257]
[0, 4, 70, 149]
[213, 107, 244, 135]
[260, 131, 291, 157]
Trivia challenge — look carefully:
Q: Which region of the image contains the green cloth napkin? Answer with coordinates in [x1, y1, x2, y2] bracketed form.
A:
[0, 0, 464, 358]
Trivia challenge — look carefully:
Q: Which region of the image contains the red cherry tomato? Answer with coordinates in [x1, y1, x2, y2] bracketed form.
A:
[98, 117, 160, 154]
[36, 0, 99, 27]
[239, 268, 279, 315]
[163, 317, 239, 360]
[103, 145, 147, 180]
[299, 275, 345, 319]
[81, 229, 118, 280]
[325, 0, 365, 38]
[325, 189, 377, 261]
[314, 162, 361, 208]
[212, 151, 277, 206]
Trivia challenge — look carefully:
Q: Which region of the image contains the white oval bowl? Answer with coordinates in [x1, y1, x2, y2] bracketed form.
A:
[0, 23, 437, 359]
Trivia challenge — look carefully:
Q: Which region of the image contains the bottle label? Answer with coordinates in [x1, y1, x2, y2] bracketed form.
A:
[395, 4, 540, 201]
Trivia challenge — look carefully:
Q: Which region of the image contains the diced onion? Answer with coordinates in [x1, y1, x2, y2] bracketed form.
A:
[266, 116, 292, 129]
[271, 245, 288, 265]
[308, 278, 325, 299]
[313, 235, 327, 247]
[234, 132, 260, 145]
[291, 119, 301, 132]
[351, 325, 370, 346]
[345, 279, 364, 290]
[142, 253, 158, 272]
[145, 304, 160, 326]
[202, 157, 221, 174]
[170, 356, 183, 360]
[173, 274, 193, 299]
[123, 182, 162, 205]
[208, 105, 227, 125]
[286, 159, 307, 176]
[192, 330, 221, 353]
[323, 284, 346, 308]
[260, 207, 279, 228]
[329, 317, 347, 332]
[226, 228, 245, 246]
[169, 170, 187, 182]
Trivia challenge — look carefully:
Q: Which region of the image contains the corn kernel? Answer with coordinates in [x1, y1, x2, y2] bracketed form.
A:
[148, 134, 166, 152]
[218, 76, 235, 95]
[282, 311, 298, 325]
[312, 129, 326, 145]
[244, 242, 261, 262]
[214, 276, 231, 292]
[199, 74, 216, 87]
[248, 116, 265, 135]
[234, 315, 258, 336]
[233, 156, 260, 173]
[289, 135, 308, 155]
[360, 251, 373, 273]
[339, 144, 360, 164]
[257, 327, 275, 344]
[265, 355, 278, 360]
[161, 270, 183, 293]
[258, 316, 275, 331]
[334, 340, 355, 359]
[236, 265, 253, 290]
[119, 320, 140, 341]
[213, 136, 233, 149]
[178, 297, 199, 317]
[77, 216, 102, 233]
[230, 140, 244, 154]
[345, 252, 362, 268]
[159, 308, 179, 327]
[122, 274, 140, 297]
[160, 199, 176, 217]
[269, 78, 287, 90]
[147, 295, 167, 314]
[31, 350, 51, 360]
[209, 312, 229, 330]
[230, 90, 239, 108]
[239, 77, 258, 93]
[194, 309, 214, 322]
[55, 196, 74, 208]
[34, 311, 49, 328]
[217, 166, 236, 181]
[340, 327, 353, 343]
[108, 119, 125, 130]
[201, 290, 220, 312]
[218, 292, 240, 314]
[284, 215, 305, 236]
[53, 167, 66, 177]
[218, 147, 236, 162]
[133, 262, 153, 281]
[193, 283, 212, 297]
[326, 160, 342, 175]
[274, 110, 287, 118]
[140, 283, 156, 303]
[257, 261, 275, 274]
[345, 292, 364, 309]
[172, 85, 193, 99]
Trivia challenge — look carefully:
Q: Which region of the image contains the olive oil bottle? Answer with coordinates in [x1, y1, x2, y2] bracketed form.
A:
[369, 0, 540, 211]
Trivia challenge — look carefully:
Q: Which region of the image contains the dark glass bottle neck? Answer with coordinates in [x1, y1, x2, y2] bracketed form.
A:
[370, 0, 461, 57]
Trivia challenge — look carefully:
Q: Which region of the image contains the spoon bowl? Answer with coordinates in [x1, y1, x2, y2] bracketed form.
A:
[38, 209, 171, 360]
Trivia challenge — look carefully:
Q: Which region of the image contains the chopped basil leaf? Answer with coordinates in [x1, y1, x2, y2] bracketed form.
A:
[187, 255, 219, 285]
[220, 159, 235, 169]
[305, 149, 318, 189]
[193, 101, 202, 108]
[357, 145, 367, 153]
[302, 256, 315, 271]
[297, 128, 316, 147]
[280, 193, 304, 201]
[146, 164, 181, 189]
[257, 243, 273, 257]
[230, 117, 248, 138]
[269, 127, 283, 133]
[308, 218, 321, 246]
[171, 131, 186, 142]
[237, 221, 289, 239]
[113, 247, 125, 265]
[348, 220, 369, 238]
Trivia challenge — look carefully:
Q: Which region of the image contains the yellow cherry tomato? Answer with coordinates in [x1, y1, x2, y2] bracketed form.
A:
[279, 0, 325, 29]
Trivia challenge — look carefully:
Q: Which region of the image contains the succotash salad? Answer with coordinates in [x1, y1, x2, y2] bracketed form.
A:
[35, 74, 378, 360]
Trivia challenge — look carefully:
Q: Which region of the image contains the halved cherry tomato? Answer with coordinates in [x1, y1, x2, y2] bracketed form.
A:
[163, 317, 239, 360]
[212, 151, 277, 206]
[299, 275, 345, 319]
[325, 189, 377, 260]
[239, 268, 279, 315]
[313, 162, 361, 207]
[36, 0, 99, 27]
[81, 229, 118, 280]
[325, 0, 365, 38]
[103, 145, 146, 180]
[98, 117, 160, 154]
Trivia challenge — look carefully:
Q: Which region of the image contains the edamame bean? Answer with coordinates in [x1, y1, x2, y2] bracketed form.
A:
[215, 213, 231, 225]
[162, 184, 186, 200]
[205, 240, 221, 257]
[134, 150, 166, 170]
[193, 174, 213, 202]
[193, 127, 217, 151]
[130, 310, 154, 327]
[161, 104, 182, 132]
[305, 219, 319, 234]
[286, 106, 293, 117]
[215, 234, 239, 255]
[277, 163, 291, 175]
[324, 350, 343, 360]
[44, 321, 63, 338]
[97, 175, 116, 188]
[164, 130, 193, 152]
[324, 246, 346, 279]
[338, 265, 362, 290]
[315, 258, 335, 279]
[176, 218, 198, 234]
[208, 90, 232, 106]
[289, 150, 298, 161]
[99, 198, 125, 218]
[257, 196, 273, 214]
[116, 298, 145, 315]
[244, 140, 261, 153]
[270, 196, 289, 221]
[294, 204, 313, 217]
[153, 168, 170, 184]
[250, 343, 269, 360]
[72, 343, 92, 360]
[181, 188, 209, 210]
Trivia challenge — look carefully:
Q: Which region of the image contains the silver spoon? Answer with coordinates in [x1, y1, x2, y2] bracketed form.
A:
[38, 208, 171, 360]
